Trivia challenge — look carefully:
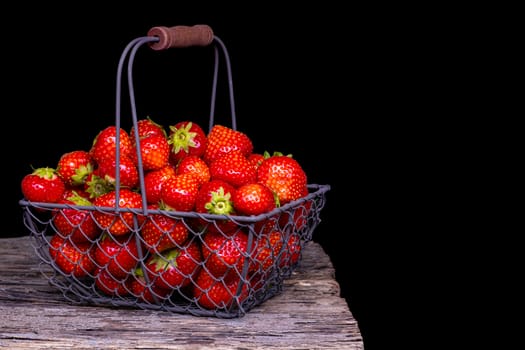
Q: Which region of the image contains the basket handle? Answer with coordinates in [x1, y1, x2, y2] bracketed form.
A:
[147, 25, 214, 50]
[114, 27, 237, 214]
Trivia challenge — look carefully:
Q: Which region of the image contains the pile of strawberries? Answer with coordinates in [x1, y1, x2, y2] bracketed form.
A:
[20, 118, 312, 311]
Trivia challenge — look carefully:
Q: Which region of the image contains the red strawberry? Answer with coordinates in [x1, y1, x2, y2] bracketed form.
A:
[167, 121, 207, 164]
[201, 230, 251, 279]
[129, 267, 171, 303]
[92, 189, 144, 236]
[194, 180, 236, 215]
[130, 117, 166, 144]
[248, 270, 266, 293]
[141, 204, 189, 254]
[253, 215, 279, 237]
[248, 152, 265, 169]
[48, 234, 96, 278]
[144, 240, 202, 290]
[194, 180, 237, 235]
[232, 182, 277, 216]
[130, 134, 170, 172]
[193, 269, 249, 310]
[176, 155, 211, 186]
[96, 154, 139, 189]
[160, 173, 200, 212]
[143, 165, 176, 204]
[52, 191, 101, 243]
[278, 188, 312, 232]
[93, 233, 140, 279]
[94, 266, 130, 297]
[257, 155, 308, 205]
[21, 167, 66, 203]
[209, 150, 257, 188]
[279, 232, 302, 268]
[89, 125, 133, 163]
[203, 124, 253, 165]
[251, 230, 284, 273]
[56, 150, 95, 187]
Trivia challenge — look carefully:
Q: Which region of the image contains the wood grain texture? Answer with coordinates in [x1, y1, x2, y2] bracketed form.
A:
[0, 236, 363, 349]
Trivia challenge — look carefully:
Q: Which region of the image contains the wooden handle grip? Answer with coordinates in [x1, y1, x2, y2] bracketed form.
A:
[147, 25, 214, 50]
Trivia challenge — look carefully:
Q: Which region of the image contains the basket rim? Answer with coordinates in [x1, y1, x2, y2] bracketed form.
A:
[19, 184, 330, 223]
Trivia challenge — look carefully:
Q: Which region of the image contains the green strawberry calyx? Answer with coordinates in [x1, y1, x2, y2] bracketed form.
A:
[33, 167, 59, 180]
[168, 122, 198, 154]
[65, 191, 92, 206]
[133, 266, 145, 278]
[273, 191, 281, 208]
[71, 163, 94, 186]
[204, 187, 234, 216]
[85, 174, 113, 199]
[263, 151, 293, 159]
[151, 249, 180, 271]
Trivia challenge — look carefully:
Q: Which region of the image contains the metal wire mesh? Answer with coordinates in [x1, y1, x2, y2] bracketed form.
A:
[21, 184, 329, 318]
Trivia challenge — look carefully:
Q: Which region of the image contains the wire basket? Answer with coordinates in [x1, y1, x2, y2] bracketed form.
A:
[19, 25, 331, 318]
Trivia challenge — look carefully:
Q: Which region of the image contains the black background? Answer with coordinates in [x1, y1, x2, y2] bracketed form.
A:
[2, 4, 429, 349]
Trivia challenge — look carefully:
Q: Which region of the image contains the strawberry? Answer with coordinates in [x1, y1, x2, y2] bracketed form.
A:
[232, 182, 277, 216]
[193, 269, 249, 310]
[92, 189, 144, 236]
[278, 188, 312, 232]
[251, 230, 284, 273]
[130, 117, 166, 144]
[143, 165, 176, 204]
[167, 121, 207, 164]
[279, 232, 302, 268]
[130, 134, 170, 172]
[89, 125, 133, 163]
[176, 155, 210, 186]
[248, 152, 265, 169]
[48, 234, 96, 278]
[253, 214, 279, 237]
[96, 154, 139, 189]
[93, 233, 140, 279]
[56, 150, 95, 187]
[160, 173, 200, 212]
[195, 180, 236, 216]
[52, 191, 101, 243]
[141, 204, 189, 254]
[201, 230, 251, 279]
[257, 155, 308, 205]
[21, 166, 66, 203]
[129, 267, 171, 303]
[94, 266, 130, 297]
[144, 240, 202, 290]
[209, 150, 257, 188]
[203, 124, 253, 165]
[248, 270, 266, 293]
[194, 180, 238, 235]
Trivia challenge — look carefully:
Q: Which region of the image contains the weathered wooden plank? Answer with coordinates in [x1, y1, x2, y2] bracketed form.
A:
[0, 236, 363, 349]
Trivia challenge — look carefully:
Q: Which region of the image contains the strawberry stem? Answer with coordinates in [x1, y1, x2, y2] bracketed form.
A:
[204, 187, 234, 215]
